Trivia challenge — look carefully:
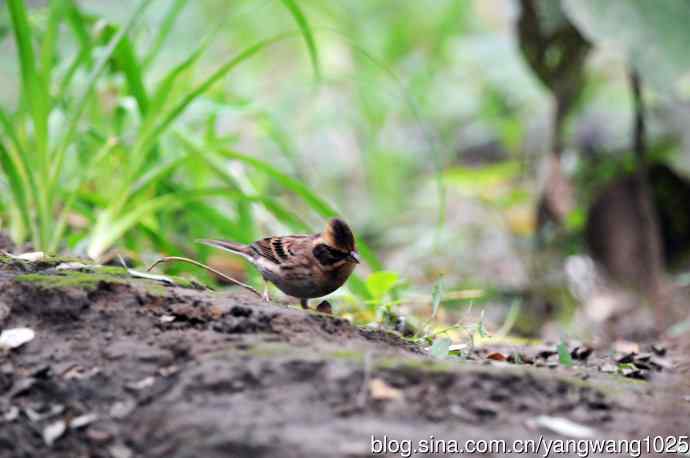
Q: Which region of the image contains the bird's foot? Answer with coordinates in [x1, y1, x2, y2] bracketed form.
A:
[261, 286, 271, 303]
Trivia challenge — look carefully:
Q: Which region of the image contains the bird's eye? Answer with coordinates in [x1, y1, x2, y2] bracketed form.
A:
[313, 244, 347, 265]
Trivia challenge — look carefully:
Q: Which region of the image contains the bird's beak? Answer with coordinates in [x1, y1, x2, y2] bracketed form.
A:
[347, 251, 360, 264]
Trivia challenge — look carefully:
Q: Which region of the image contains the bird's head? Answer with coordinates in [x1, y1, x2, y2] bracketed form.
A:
[321, 218, 360, 264]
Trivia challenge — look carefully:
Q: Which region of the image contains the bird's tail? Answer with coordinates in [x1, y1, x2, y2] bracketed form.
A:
[196, 239, 255, 262]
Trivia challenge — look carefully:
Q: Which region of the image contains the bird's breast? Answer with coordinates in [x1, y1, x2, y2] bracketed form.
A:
[259, 262, 354, 299]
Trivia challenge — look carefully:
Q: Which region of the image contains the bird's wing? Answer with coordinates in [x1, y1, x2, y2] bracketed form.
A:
[250, 235, 313, 267]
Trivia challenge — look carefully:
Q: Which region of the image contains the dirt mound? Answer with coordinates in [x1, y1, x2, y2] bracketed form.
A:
[0, 258, 688, 457]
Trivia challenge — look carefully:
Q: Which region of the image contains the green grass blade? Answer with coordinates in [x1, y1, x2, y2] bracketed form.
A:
[39, 0, 64, 95]
[114, 35, 149, 115]
[145, 36, 210, 130]
[64, 0, 92, 58]
[50, 137, 119, 251]
[178, 134, 311, 234]
[0, 107, 24, 157]
[0, 106, 41, 207]
[218, 148, 337, 217]
[0, 107, 46, 248]
[87, 188, 243, 259]
[0, 140, 34, 241]
[142, 0, 188, 70]
[51, 0, 153, 188]
[58, 0, 94, 98]
[7, 0, 49, 166]
[106, 152, 191, 224]
[133, 33, 294, 167]
[280, 0, 320, 79]
[215, 148, 383, 270]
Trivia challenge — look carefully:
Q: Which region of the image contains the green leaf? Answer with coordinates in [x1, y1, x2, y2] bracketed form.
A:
[114, 35, 149, 115]
[59, 0, 95, 97]
[148, 37, 209, 118]
[280, 0, 320, 79]
[0, 140, 32, 241]
[7, 0, 47, 150]
[443, 161, 521, 192]
[142, 0, 188, 70]
[39, 0, 64, 95]
[431, 278, 443, 319]
[52, 0, 153, 188]
[430, 337, 451, 358]
[557, 341, 573, 367]
[87, 188, 239, 258]
[218, 148, 337, 217]
[563, 0, 690, 89]
[135, 34, 293, 167]
[478, 310, 488, 338]
[366, 271, 399, 301]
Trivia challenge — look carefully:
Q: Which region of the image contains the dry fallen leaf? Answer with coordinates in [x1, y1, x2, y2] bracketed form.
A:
[70, 413, 99, 429]
[125, 376, 155, 391]
[0, 328, 35, 350]
[487, 351, 508, 361]
[56, 262, 93, 271]
[368, 378, 403, 401]
[2, 251, 45, 262]
[159, 315, 176, 323]
[43, 420, 67, 446]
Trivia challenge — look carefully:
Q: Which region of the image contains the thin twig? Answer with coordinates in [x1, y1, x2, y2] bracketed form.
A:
[146, 256, 262, 298]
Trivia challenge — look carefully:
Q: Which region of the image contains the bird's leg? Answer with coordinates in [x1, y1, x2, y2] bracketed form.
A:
[262, 281, 271, 303]
[300, 298, 309, 309]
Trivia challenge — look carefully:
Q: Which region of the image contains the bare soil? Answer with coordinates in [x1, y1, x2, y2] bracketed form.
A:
[0, 257, 688, 457]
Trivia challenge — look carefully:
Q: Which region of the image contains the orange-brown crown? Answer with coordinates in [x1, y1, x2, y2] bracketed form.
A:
[323, 218, 356, 252]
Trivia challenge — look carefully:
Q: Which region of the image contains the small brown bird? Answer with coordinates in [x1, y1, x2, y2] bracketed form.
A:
[199, 218, 360, 309]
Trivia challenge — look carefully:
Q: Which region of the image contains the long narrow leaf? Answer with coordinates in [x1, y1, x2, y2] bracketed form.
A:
[114, 35, 149, 115]
[0, 140, 33, 241]
[218, 148, 337, 217]
[87, 188, 246, 258]
[64, 0, 92, 61]
[215, 148, 383, 270]
[58, 0, 94, 98]
[7, 0, 49, 167]
[50, 137, 119, 251]
[142, 0, 188, 70]
[0, 107, 42, 233]
[133, 33, 294, 169]
[144, 36, 211, 131]
[51, 0, 153, 188]
[39, 0, 64, 95]
[280, 0, 320, 79]
[181, 134, 313, 232]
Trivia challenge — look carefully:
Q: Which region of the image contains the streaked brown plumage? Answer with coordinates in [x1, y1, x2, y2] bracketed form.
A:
[199, 219, 359, 309]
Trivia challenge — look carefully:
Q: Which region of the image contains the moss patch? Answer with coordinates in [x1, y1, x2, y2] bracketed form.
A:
[328, 349, 366, 362]
[375, 355, 458, 373]
[15, 271, 130, 291]
[12, 262, 202, 293]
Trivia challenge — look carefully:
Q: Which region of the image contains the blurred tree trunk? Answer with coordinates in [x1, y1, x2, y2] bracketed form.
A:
[586, 72, 667, 330]
[517, 0, 590, 235]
